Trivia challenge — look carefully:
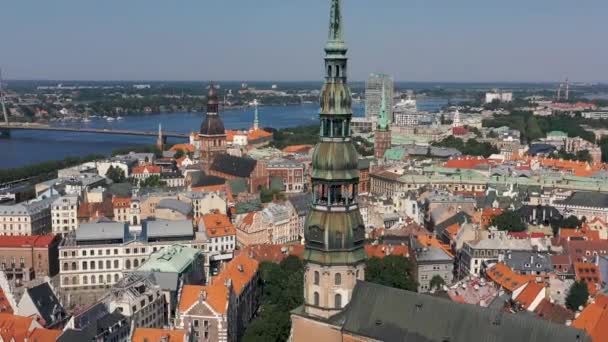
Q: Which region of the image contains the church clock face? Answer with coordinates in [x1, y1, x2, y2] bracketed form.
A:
[308, 225, 324, 243]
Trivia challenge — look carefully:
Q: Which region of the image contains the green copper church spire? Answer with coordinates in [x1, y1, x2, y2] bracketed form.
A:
[302, 0, 366, 320]
[377, 84, 389, 130]
[253, 99, 259, 130]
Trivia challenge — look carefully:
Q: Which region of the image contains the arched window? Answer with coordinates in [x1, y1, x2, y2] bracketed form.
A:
[90, 261, 95, 270]
[98, 275, 103, 284]
[106, 260, 111, 269]
[126, 260, 131, 269]
[107, 274, 112, 283]
[335, 294, 342, 308]
[71, 262, 77, 270]
[335, 65, 340, 78]
[91, 276, 96, 284]
[72, 276, 77, 285]
[114, 260, 119, 269]
[335, 273, 341, 285]
[63, 262, 68, 271]
[114, 274, 119, 282]
[83, 276, 88, 285]
[314, 292, 319, 306]
[328, 65, 332, 78]
[314, 271, 320, 285]
[134, 259, 139, 268]
[82, 261, 87, 270]
[63, 277, 69, 285]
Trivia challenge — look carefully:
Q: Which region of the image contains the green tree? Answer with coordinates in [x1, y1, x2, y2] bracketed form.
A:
[365, 255, 417, 292]
[173, 148, 185, 159]
[139, 175, 165, 188]
[429, 275, 446, 291]
[106, 165, 126, 183]
[242, 256, 303, 342]
[260, 187, 284, 203]
[561, 215, 583, 229]
[492, 210, 526, 232]
[566, 281, 589, 311]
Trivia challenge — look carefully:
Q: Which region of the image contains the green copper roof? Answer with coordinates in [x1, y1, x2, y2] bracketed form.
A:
[138, 244, 200, 273]
[325, 0, 346, 53]
[312, 141, 359, 180]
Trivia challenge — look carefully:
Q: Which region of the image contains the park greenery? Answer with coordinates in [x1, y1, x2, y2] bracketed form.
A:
[365, 255, 417, 291]
[242, 256, 304, 342]
[0, 154, 104, 185]
[138, 175, 165, 188]
[243, 255, 417, 341]
[553, 149, 593, 163]
[566, 280, 589, 311]
[492, 210, 526, 232]
[106, 166, 126, 183]
[268, 125, 319, 149]
[430, 275, 446, 291]
[432, 136, 499, 158]
[482, 111, 596, 144]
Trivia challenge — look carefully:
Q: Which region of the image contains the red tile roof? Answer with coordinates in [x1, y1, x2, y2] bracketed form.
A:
[573, 295, 608, 341]
[514, 282, 544, 310]
[111, 197, 131, 209]
[132, 328, 187, 342]
[282, 145, 314, 154]
[444, 157, 491, 169]
[533, 299, 573, 324]
[574, 262, 602, 295]
[132, 165, 161, 174]
[236, 244, 304, 263]
[0, 235, 57, 248]
[365, 244, 409, 258]
[201, 214, 236, 238]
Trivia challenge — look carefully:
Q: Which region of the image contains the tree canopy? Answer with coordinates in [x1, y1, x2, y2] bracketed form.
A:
[432, 136, 499, 157]
[492, 210, 527, 232]
[566, 281, 589, 311]
[365, 255, 417, 292]
[242, 256, 304, 342]
[106, 165, 126, 183]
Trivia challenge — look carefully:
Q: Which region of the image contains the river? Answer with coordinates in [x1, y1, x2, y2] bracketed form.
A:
[0, 99, 451, 168]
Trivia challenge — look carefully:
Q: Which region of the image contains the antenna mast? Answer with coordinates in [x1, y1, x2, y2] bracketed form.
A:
[0, 68, 7, 124]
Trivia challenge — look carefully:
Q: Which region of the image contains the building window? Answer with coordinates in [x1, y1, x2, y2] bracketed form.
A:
[335, 273, 341, 285]
[64, 277, 69, 285]
[314, 271, 320, 285]
[313, 292, 319, 306]
[114, 260, 119, 269]
[114, 274, 119, 282]
[83, 276, 88, 285]
[126, 260, 131, 269]
[335, 294, 342, 308]
[71, 262, 77, 270]
[63, 262, 68, 271]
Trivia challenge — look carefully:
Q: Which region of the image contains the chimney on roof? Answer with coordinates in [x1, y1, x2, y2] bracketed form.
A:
[238, 264, 244, 272]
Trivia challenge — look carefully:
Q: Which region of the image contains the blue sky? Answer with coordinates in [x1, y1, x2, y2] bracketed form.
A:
[2, 0, 607, 82]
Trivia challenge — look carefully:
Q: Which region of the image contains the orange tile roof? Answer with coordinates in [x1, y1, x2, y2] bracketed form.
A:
[178, 284, 229, 315]
[445, 223, 461, 240]
[132, 165, 161, 174]
[112, 197, 131, 208]
[201, 213, 236, 238]
[559, 228, 600, 241]
[242, 212, 256, 226]
[573, 295, 608, 341]
[444, 157, 491, 169]
[282, 144, 313, 153]
[215, 253, 259, 296]
[0, 313, 34, 342]
[132, 328, 186, 342]
[236, 244, 304, 263]
[192, 183, 226, 193]
[588, 217, 608, 226]
[0, 288, 13, 314]
[169, 143, 196, 153]
[514, 282, 544, 310]
[247, 128, 272, 141]
[416, 235, 454, 257]
[365, 244, 409, 258]
[510, 156, 604, 175]
[0, 235, 57, 249]
[485, 263, 535, 292]
[574, 262, 602, 295]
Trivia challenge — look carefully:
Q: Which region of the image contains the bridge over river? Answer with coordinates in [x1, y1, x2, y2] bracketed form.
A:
[0, 123, 189, 140]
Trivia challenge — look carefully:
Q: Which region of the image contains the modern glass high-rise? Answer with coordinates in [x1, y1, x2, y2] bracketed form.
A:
[365, 73, 394, 123]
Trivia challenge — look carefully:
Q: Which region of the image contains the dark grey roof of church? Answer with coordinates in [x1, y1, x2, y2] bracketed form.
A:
[336, 281, 590, 342]
[210, 154, 257, 178]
